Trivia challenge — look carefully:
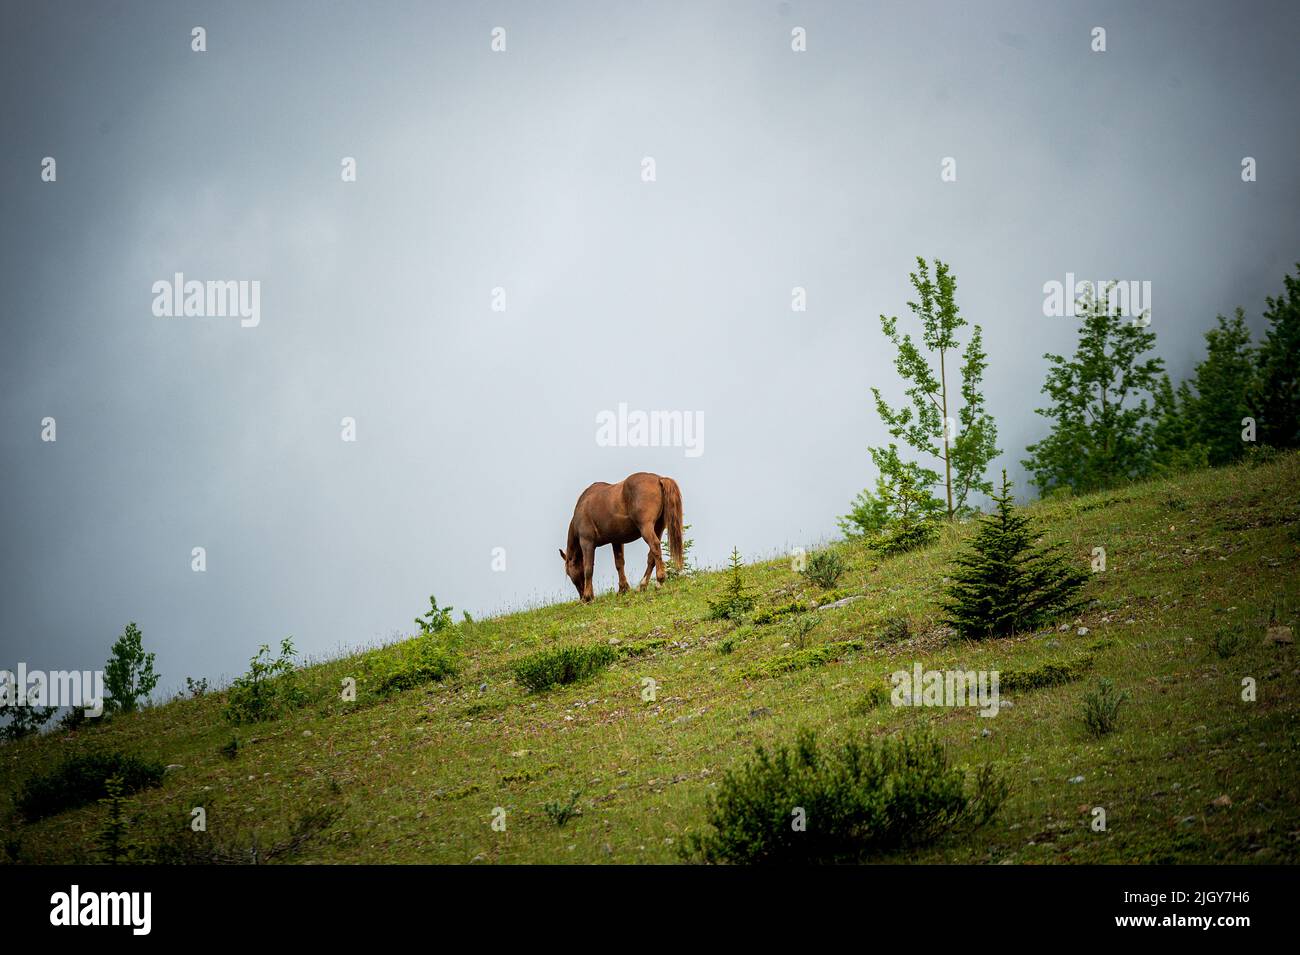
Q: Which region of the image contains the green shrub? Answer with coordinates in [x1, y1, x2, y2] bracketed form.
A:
[1074, 493, 1133, 513]
[683, 728, 1006, 864]
[432, 784, 481, 802]
[853, 683, 891, 713]
[104, 621, 159, 714]
[512, 644, 617, 693]
[57, 705, 88, 734]
[1243, 445, 1281, 469]
[880, 616, 912, 643]
[753, 589, 855, 625]
[752, 599, 808, 625]
[1, 704, 57, 742]
[543, 791, 582, 827]
[1211, 627, 1245, 659]
[1081, 678, 1128, 738]
[842, 464, 945, 555]
[17, 751, 165, 822]
[870, 519, 940, 557]
[999, 654, 1095, 692]
[224, 638, 307, 725]
[742, 640, 864, 679]
[862, 467, 944, 558]
[415, 595, 455, 636]
[105, 802, 340, 865]
[708, 548, 755, 621]
[802, 549, 848, 589]
[364, 636, 458, 696]
[619, 637, 668, 657]
[789, 615, 819, 649]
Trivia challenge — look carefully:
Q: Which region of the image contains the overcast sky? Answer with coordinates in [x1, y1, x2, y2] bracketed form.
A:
[3, 0, 1299, 693]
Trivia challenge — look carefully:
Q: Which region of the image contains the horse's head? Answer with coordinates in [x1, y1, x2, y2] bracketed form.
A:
[559, 548, 584, 598]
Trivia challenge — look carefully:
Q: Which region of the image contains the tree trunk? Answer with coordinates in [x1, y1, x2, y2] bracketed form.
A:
[940, 346, 953, 519]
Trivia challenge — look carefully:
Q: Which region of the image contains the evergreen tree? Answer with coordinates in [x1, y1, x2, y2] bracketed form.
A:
[708, 548, 755, 621]
[1151, 375, 1209, 476]
[96, 775, 134, 864]
[869, 257, 998, 520]
[1188, 309, 1256, 466]
[941, 471, 1088, 640]
[662, 523, 695, 579]
[869, 464, 943, 556]
[1022, 283, 1164, 493]
[1255, 265, 1300, 449]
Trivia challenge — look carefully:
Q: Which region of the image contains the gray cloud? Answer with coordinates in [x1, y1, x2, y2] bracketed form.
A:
[2, 0, 1298, 689]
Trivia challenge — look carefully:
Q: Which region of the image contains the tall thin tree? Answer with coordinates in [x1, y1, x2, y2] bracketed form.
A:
[868, 257, 998, 520]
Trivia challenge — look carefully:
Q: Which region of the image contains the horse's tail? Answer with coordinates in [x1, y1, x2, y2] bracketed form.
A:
[660, 476, 684, 570]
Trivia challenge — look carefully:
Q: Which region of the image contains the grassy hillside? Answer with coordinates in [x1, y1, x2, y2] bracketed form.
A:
[5, 453, 1299, 864]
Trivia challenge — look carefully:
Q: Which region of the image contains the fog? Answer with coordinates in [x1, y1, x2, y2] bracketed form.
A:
[2, 0, 1298, 691]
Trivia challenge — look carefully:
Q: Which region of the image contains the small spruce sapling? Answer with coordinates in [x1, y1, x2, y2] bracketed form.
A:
[941, 470, 1088, 639]
[708, 548, 756, 621]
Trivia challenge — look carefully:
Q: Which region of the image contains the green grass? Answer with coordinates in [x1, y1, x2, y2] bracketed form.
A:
[3, 454, 1299, 864]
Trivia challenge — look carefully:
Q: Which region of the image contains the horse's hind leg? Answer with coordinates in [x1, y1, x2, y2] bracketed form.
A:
[613, 542, 630, 594]
[639, 549, 655, 590]
[638, 523, 666, 589]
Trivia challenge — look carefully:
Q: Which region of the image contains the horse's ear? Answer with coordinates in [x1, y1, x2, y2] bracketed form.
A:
[559, 548, 567, 562]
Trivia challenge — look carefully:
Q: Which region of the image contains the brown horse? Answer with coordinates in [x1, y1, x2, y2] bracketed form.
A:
[560, 472, 684, 603]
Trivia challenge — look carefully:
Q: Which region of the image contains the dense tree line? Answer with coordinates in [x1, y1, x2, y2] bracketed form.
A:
[841, 261, 1299, 637]
[846, 261, 1300, 529]
[1026, 265, 1300, 493]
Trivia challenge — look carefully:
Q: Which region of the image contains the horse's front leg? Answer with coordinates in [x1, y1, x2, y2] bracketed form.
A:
[581, 539, 596, 603]
[613, 542, 630, 594]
